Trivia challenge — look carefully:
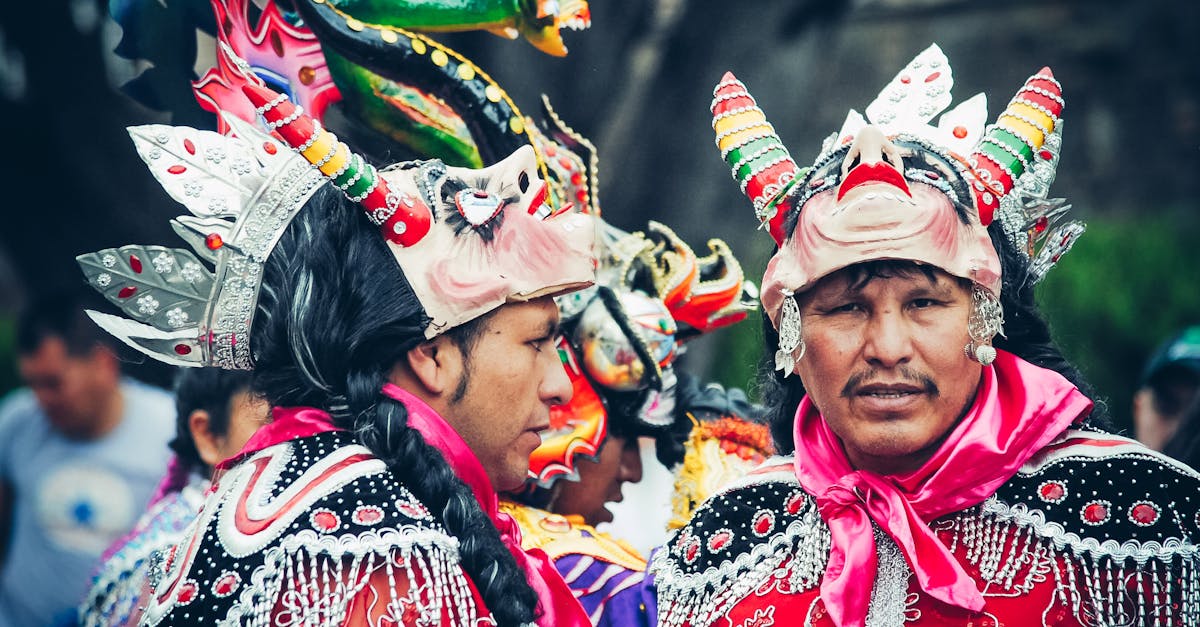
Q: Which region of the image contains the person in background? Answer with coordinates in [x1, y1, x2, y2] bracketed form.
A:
[1133, 326, 1200, 463]
[0, 291, 174, 626]
[80, 368, 268, 626]
[501, 219, 770, 626]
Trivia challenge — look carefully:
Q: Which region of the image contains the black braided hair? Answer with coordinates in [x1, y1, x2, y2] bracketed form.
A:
[249, 185, 538, 625]
[761, 220, 1112, 455]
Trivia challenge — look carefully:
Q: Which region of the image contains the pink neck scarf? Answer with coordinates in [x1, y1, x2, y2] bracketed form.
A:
[219, 386, 588, 627]
[380, 384, 590, 627]
[794, 350, 1093, 627]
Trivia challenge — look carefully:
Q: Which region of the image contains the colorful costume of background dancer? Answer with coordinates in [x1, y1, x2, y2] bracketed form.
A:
[651, 44, 1200, 627]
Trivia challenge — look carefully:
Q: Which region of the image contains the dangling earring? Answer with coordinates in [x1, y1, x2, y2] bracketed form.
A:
[775, 290, 805, 376]
[965, 285, 1004, 365]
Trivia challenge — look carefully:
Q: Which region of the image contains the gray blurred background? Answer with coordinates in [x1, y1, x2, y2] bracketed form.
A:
[0, 0, 1197, 432]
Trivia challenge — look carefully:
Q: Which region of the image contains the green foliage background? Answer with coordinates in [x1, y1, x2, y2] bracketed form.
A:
[710, 212, 1200, 436]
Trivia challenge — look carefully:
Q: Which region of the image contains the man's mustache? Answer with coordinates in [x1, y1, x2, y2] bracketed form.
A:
[841, 366, 939, 398]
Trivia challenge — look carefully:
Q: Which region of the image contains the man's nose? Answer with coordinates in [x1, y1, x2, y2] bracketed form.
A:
[541, 352, 574, 406]
[862, 310, 915, 368]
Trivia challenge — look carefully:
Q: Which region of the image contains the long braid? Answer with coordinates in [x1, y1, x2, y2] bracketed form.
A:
[341, 370, 539, 625]
[252, 186, 538, 625]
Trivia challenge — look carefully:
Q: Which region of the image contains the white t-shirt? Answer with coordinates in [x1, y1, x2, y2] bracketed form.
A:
[0, 378, 174, 627]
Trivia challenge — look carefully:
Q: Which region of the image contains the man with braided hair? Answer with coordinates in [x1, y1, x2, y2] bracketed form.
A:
[76, 81, 595, 625]
[650, 44, 1200, 627]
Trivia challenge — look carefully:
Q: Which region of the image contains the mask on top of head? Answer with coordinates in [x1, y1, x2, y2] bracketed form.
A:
[711, 44, 1083, 333]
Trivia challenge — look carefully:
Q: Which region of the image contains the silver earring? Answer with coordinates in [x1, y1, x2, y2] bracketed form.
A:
[965, 285, 1004, 365]
[776, 290, 805, 376]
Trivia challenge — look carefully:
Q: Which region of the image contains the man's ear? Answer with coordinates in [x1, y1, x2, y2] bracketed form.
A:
[188, 409, 223, 468]
[404, 337, 461, 396]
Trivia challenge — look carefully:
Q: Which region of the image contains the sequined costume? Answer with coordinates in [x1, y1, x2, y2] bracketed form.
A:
[651, 43, 1199, 627]
[652, 351, 1200, 626]
[79, 475, 207, 627]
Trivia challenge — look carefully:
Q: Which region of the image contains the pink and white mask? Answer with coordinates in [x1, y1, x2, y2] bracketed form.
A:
[759, 126, 1001, 329]
[711, 44, 1069, 335]
[382, 146, 598, 337]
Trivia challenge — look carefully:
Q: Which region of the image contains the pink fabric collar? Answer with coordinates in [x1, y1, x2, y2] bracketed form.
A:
[793, 350, 1093, 627]
[216, 386, 588, 627]
[380, 384, 590, 627]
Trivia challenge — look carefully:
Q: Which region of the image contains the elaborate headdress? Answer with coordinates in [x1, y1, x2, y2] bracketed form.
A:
[529, 218, 759, 487]
[78, 81, 595, 369]
[712, 44, 1083, 371]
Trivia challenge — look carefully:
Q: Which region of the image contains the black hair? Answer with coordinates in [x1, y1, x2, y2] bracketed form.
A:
[762, 220, 1112, 454]
[1161, 392, 1200, 469]
[16, 290, 114, 356]
[169, 368, 255, 471]
[249, 185, 538, 625]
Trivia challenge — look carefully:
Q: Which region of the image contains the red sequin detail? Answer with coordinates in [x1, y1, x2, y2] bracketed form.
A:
[1039, 482, 1065, 502]
[899, 75, 911, 84]
[923, 170, 940, 181]
[183, 138, 196, 155]
[753, 511, 774, 536]
[313, 510, 339, 531]
[177, 580, 197, 604]
[1131, 503, 1159, 525]
[684, 538, 700, 563]
[1034, 216, 1049, 233]
[925, 71, 941, 83]
[1083, 502, 1109, 524]
[708, 530, 732, 552]
[213, 572, 240, 596]
[205, 233, 224, 250]
[129, 254, 142, 273]
[167, 165, 187, 175]
[263, 142, 278, 155]
[174, 344, 192, 356]
[952, 126, 969, 139]
[352, 505, 384, 526]
[785, 491, 805, 515]
[1040, 149, 1054, 160]
[118, 286, 137, 299]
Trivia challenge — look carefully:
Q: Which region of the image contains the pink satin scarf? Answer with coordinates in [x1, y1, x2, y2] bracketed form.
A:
[793, 349, 1093, 627]
[218, 386, 588, 627]
[380, 384, 590, 627]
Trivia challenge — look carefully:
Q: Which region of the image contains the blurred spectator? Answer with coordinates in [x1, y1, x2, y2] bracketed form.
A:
[1133, 325, 1200, 465]
[0, 291, 173, 627]
[80, 368, 267, 626]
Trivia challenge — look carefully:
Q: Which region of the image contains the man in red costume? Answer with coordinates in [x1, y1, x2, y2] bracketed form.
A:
[76, 82, 596, 625]
[650, 44, 1200, 627]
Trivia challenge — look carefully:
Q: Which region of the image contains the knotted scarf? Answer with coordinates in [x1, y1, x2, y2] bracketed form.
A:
[794, 350, 1093, 626]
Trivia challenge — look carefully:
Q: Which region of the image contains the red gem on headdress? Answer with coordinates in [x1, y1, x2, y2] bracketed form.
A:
[785, 491, 806, 515]
[707, 530, 732, 552]
[174, 344, 192, 356]
[352, 505, 384, 526]
[167, 165, 187, 175]
[923, 171, 940, 181]
[213, 572, 240, 597]
[1039, 150, 1054, 161]
[925, 71, 941, 83]
[263, 142, 278, 155]
[544, 144, 557, 157]
[183, 138, 196, 155]
[752, 510, 775, 536]
[1034, 216, 1049, 233]
[899, 75, 911, 84]
[118, 286, 137, 299]
[683, 537, 700, 563]
[205, 233, 224, 250]
[129, 254, 142, 273]
[952, 126, 969, 139]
